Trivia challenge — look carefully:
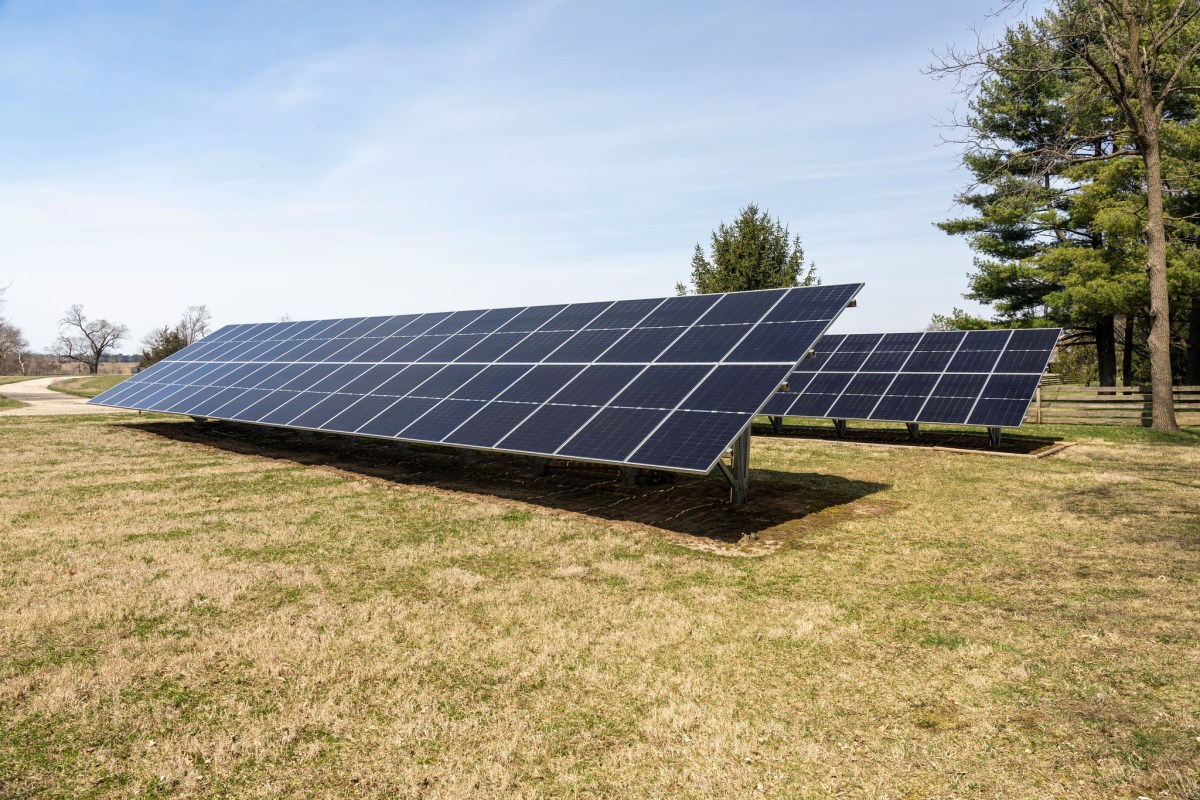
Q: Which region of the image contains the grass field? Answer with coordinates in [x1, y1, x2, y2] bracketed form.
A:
[0, 413, 1197, 798]
[47, 375, 129, 399]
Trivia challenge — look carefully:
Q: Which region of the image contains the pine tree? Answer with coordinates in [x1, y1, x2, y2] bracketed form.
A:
[934, 0, 1200, 428]
[679, 204, 818, 295]
[936, 22, 1146, 386]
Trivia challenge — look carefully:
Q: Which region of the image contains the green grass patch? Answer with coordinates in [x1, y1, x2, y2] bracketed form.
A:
[47, 374, 129, 399]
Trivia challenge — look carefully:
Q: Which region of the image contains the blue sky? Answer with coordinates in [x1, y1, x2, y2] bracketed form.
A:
[0, 0, 1023, 350]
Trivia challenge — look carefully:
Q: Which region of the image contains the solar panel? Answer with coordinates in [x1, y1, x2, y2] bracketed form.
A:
[762, 328, 1060, 428]
[91, 284, 862, 474]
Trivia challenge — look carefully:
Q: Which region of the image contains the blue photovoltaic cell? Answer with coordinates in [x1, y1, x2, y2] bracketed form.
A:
[90, 284, 862, 474]
[499, 404, 600, 454]
[762, 327, 1059, 428]
[557, 407, 669, 463]
[443, 401, 540, 449]
[659, 325, 752, 363]
[499, 365, 585, 403]
[356, 397, 440, 438]
[631, 411, 751, 473]
[450, 365, 531, 401]
[726, 322, 825, 362]
[612, 365, 711, 410]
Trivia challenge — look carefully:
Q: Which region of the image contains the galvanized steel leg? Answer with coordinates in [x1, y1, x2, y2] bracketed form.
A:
[833, 419, 848, 438]
[457, 448, 474, 467]
[987, 427, 1002, 448]
[906, 422, 920, 440]
[769, 415, 783, 434]
[529, 457, 548, 477]
[619, 467, 638, 487]
[726, 427, 750, 506]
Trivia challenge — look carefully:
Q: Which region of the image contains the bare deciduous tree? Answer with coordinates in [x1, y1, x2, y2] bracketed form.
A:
[54, 304, 128, 374]
[0, 321, 28, 374]
[0, 285, 30, 374]
[136, 306, 216, 368]
[177, 304, 213, 345]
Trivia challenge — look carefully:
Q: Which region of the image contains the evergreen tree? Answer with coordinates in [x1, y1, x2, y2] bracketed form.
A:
[137, 306, 215, 369]
[936, 22, 1146, 386]
[935, 1, 1200, 424]
[138, 326, 188, 369]
[678, 204, 818, 295]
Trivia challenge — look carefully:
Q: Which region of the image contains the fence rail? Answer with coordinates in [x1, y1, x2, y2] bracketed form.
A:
[1027, 385, 1200, 426]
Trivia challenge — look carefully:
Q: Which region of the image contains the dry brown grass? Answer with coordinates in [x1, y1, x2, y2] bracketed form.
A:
[0, 414, 1197, 799]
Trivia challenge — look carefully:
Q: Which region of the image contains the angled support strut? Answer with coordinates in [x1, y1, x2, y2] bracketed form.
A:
[716, 427, 751, 506]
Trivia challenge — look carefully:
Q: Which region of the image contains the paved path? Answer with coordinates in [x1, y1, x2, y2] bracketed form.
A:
[0, 377, 137, 416]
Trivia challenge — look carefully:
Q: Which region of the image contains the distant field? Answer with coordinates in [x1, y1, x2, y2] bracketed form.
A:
[48, 374, 128, 399]
[0, 414, 1196, 798]
[0, 376, 35, 387]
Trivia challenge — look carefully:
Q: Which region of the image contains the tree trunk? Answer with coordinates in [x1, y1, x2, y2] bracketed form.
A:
[1140, 124, 1179, 429]
[1096, 316, 1117, 387]
[1121, 315, 1135, 386]
[1187, 294, 1200, 386]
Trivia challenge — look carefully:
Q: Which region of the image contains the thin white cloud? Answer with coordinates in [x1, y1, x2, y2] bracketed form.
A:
[0, 0, 1008, 349]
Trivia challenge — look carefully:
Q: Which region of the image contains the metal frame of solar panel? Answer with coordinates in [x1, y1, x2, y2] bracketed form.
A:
[761, 328, 1060, 442]
[90, 284, 862, 501]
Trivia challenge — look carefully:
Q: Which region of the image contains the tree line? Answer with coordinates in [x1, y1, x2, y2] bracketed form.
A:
[0, 291, 212, 375]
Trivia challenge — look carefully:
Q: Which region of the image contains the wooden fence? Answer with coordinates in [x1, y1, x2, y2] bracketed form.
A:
[1027, 384, 1200, 426]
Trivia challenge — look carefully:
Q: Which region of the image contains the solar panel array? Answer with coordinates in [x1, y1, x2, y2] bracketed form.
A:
[91, 284, 862, 474]
[761, 328, 1060, 428]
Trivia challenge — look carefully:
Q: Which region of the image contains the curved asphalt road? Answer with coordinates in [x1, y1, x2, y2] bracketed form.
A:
[0, 377, 136, 416]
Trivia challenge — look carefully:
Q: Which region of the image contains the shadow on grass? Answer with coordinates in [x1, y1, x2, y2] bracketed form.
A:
[754, 421, 1065, 456]
[125, 420, 892, 550]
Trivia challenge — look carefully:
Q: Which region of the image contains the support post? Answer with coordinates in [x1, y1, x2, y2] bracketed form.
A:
[456, 448, 474, 468]
[833, 419, 848, 438]
[529, 456, 548, 477]
[1035, 386, 1042, 424]
[720, 427, 750, 506]
[297, 430, 314, 441]
[189, 416, 206, 424]
[905, 422, 920, 440]
[395, 441, 410, 456]
[619, 466, 638, 487]
[769, 415, 783, 434]
[987, 427, 1003, 448]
